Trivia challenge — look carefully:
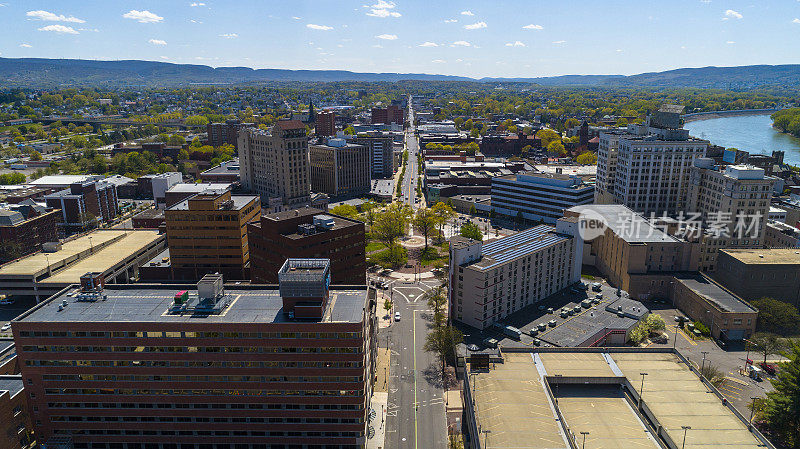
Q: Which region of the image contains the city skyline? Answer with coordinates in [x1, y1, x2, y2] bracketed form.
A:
[1, 0, 800, 78]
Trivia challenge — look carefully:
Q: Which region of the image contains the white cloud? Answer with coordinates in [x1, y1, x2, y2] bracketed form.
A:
[292, 16, 301, 20]
[189, 2, 205, 6]
[464, 21, 487, 30]
[418, 41, 438, 47]
[219, 33, 238, 38]
[376, 34, 398, 40]
[19, 43, 32, 48]
[616, 49, 623, 52]
[26, 10, 85, 23]
[505, 41, 525, 47]
[160, 56, 169, 60]
[552, 40, 566, 44]
[306, 23, 333, 30]
[451, 40, 471, 47]
[367, 8, 401, 17]
[724, 9, 742, 19]
[38, 24, 78, 34]
[460, 10, 473, 16]
[431, 59, 446, 63]
[123, 10, 164, 23]
[726, 40, 736, 44]
[522, 24, 543, 30]
[372, 44, 383, 48]
[189, 19, 203, 24]
[793, 18, 800, 24]
[148, 39, 167, 45]
[371, 0, 396, 8]
[444, 19, 457, 23]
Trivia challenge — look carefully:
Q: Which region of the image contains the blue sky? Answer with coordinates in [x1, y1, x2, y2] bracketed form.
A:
[1, 1, 800, 78]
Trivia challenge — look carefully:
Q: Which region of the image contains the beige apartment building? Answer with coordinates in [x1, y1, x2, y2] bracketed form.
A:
[448, 221, 581, 330]
[687, 159, 775, 248]
[764, 220, 800, 248]
[714, 248, 800, 308]
[595, 105, 709, 215]
[238, 120, 311, 208]
[310, 139, 371, 197]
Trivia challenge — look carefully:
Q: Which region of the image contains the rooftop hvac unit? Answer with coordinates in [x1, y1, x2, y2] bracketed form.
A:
[298, 223, 317, 235]
[313, 214, 335, 230]
[197, 273, 224, 303]
[220, 200, 234, 210]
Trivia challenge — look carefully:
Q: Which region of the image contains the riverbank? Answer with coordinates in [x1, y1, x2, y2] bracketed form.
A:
[684, 114, 800, 166]
[682, 108, 780, 123]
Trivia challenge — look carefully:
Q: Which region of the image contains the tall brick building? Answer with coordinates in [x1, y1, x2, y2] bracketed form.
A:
[0, 203, 59, 262]
[249, 207, 366, 285]
[371, 104, 404, 126]
[12, 267, 376, 449]
[315, 110, 336, 137]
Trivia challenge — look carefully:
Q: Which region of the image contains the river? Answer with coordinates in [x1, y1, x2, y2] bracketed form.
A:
[684, 113, 800, 166]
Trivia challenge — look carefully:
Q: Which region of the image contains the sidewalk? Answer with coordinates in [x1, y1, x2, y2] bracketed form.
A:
[388, 270, 436, 281]
[367, 392, 388, 449]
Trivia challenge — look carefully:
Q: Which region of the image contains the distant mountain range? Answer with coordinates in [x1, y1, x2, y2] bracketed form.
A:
[1, 58, 800, 89]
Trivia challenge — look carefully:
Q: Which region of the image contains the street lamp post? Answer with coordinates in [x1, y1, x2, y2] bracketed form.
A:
[748, 397, 759, 430]
[580, 431, 590, 449]
[639, 372, 648, 407]
[700, 351, 709, 377]
[673, 322, 679, 349]
[743, 339, 753, 373]
[481, 429, 491, 448]
[681, 426, 691, 449]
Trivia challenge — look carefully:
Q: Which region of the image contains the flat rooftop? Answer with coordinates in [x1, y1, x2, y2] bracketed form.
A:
[17, 285, 368, 324]
[720, 248, 800, 265]
[472, 225, 569, 270]
[568, 204, 679, 244]
[0, 375, 23, 397]
[164, 183, 232, 194]
[168, 194, 258, 211]
[0, 230, 163, 281]
[468, 351, 766, 449]
[201, 158, 239, 175]
[674, 274, 756, 313]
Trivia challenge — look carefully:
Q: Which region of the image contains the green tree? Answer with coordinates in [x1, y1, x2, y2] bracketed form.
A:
[537, 128, 561, 148]
[431, 201, 456, 242]
[761, 341, 800, 448]
[576, 151, 597, 165]
[751, 333, 787, 365]
[383, 298, 392, 317]
[343, 125, 355, 135]
[0, 172, 26, 185]
[643, 313, 666, 335]
[424, 325, 463, 386]
[460, 222, 482, 241]
[547, 139, 566, 156]
[330, 204, 359, 220]
[413, 207, 437, 251]
[185, 115, 209, 126]
[371, 203, 412, 266]
[167, 135, 186, 146]
[750, 297, 800, 335]
[29, 150, 42, 161]
[426, 285, 448, 328]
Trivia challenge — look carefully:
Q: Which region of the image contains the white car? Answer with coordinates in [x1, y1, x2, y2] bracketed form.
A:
[394, 312, 401, 322]
[1, 323, 10, 332]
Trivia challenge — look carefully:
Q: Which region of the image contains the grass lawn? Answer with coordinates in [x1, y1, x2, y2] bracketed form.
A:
[366, 241, 387, 253]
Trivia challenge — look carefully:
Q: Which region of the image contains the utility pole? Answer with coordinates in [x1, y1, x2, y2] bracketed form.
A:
[748, 397, 759, 430]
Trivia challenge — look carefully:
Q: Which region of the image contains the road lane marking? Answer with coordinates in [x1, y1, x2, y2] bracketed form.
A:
[413, 308, 419, 449]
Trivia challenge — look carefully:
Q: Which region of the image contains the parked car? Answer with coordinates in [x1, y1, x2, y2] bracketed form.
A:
[394, 312, 401, 322]
[0, 323, 10, 332]
[759, 362, 777, 376]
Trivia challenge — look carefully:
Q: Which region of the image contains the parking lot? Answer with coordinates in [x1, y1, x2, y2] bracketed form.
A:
[0, 296, 36, 336]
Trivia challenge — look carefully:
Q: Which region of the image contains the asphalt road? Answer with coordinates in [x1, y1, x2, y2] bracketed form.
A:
[381, 278, 447, 449]
[402, 102, 419, 209]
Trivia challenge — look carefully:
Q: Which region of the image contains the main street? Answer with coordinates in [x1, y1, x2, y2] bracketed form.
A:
[380, 278, 448, 449]
[401, 99, 419, 209]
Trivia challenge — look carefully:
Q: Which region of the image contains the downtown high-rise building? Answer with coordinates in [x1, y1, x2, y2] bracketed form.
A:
[238, 121, 311, 209]
[594, 105, 709, 216]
